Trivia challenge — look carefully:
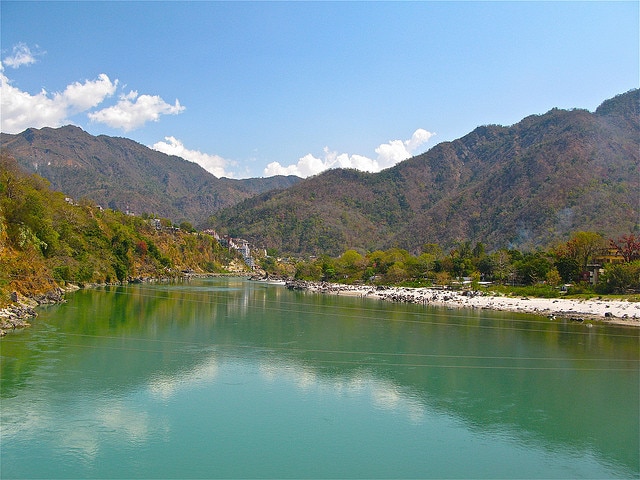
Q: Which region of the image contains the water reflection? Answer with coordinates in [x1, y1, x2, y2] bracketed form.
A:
[148, 354, 219, 399]
[1, 384, 166, 466]
[259, 359, 427, 424]
[1, 278, 637, 478]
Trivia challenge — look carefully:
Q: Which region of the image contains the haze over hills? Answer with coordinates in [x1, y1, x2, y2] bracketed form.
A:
[211, 89, 639, 255]
[0, 125, 301, 224]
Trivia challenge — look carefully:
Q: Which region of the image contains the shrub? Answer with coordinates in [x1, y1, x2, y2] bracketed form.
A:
[135, 240, 148, 256]
[596, 262, 640, 294]
[566, 283, 595, 295]
[53, 265, 71, 282]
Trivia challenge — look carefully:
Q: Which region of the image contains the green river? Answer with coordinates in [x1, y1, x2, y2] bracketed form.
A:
[1, 277, 638, 478]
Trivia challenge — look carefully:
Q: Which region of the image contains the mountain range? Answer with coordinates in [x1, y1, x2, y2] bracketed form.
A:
[0, 125, 300, 224]
[1, 89, 638, 255]
[212, 89, 639, 255]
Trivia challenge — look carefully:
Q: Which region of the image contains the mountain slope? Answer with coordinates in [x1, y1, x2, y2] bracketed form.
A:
[0, 125, 300, 224]
[213, 89, 639, 255]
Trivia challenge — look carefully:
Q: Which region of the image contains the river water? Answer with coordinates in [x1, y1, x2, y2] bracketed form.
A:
[1, 277, 638, 478]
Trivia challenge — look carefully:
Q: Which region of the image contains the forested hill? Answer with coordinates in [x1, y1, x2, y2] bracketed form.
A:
[0, 153, 252, 308]
[0, 125, 301, 225]
[212, 89, 639, 256]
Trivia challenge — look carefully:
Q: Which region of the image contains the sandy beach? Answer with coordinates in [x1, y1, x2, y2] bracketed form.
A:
[286, 281, 640, 327]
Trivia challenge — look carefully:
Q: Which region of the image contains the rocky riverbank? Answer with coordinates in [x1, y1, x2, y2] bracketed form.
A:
[285, 280, 640, 327]
[0, 286, 79, 336]
[0, 273, 231, 336]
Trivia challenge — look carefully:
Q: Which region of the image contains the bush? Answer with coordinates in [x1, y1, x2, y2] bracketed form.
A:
[203, 261, 221, 273]
[158, 255, 172, 268]
[486, 284, 562, 298]
[76, 262, 95, 283]
[113, 261, 128, 283]
[295, 261, 322, 281]
[566, 283, 595, 295]
[179, 221, 195, 233]
[135, 240, 148, 256]
[595, 262, 640, 294]
[53, 265, 71, 282]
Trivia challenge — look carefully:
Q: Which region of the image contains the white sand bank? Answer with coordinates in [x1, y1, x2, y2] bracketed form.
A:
[287, 281, 640, 327]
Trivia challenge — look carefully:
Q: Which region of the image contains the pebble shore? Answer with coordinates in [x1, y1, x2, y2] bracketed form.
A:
[286, 280, 640, 327]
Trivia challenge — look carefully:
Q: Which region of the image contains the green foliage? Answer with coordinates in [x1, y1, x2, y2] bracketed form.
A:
[336, 250, 364, 280]
[179, 221, 195, 233]
[545, 267, 562, 287]
[1, 125, 302, 228]
[566, 283, 595, 295]
[289, 229, 637, 294]
[0, 159, 60, 257]
[554, 256, 581, 283]
[294, 260, 323, 281]
[53, 265, 71, 282]
[484, 284, 562, 298]
[319, 255, 337, 281]
[260, 256, 277, 272]
[113, 261, 128, 283]
[0, 154, 242, 303]
[514, 253, 552, 285]
[564, 231, 606, 269]
[212, 90, 639, 256]
[76, 261, 96, 283]
[595, 261, 640, 294]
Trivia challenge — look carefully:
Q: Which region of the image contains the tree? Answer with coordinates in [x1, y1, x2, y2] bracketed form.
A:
[337, 249, 364, 278]
[435, 271, 451, 286]
[179, 221, 195, 233]
[490, 249, 514, 283]
[545, 268, 562, 287]
[477, 256, 494, 278]
[609, 234, 640, 263]
[406, 253, 435, 281]
[451, 256, 474, 278]
[294, 260, 322, 281]
[384, 262, 408, 284]
[554, 256, 580, 283]
[260, 255, 277, 273]
[422, 243, 444, 258]
[472, 242, 485, 260]
[565, 231, 606, 269]
[135, 240, 148, 256]
[366, 250, 388, 275]
[596, 261, 640, 294]
[319, 255, 337, 281]
[111, 230, 133, 281]
[447, 242, 475, 278]
[514, 253, 552, 285]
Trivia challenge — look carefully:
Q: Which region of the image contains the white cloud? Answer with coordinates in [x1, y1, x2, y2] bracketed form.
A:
[0, 71, 117, 133]
[0, 44, 185, 133]
[375, 129, 436, 169]
[264, 152, 328, 178]
[2, 43, 38, 69]
[88, 91, 185, 131]
[405, 128, 434, 151]
[151, 136, 236, 178]
[61, 73, 118, 112]
[263, 128, 434, 178]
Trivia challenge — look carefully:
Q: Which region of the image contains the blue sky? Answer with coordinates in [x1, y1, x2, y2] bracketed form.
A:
[1, 1, 638, 178]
